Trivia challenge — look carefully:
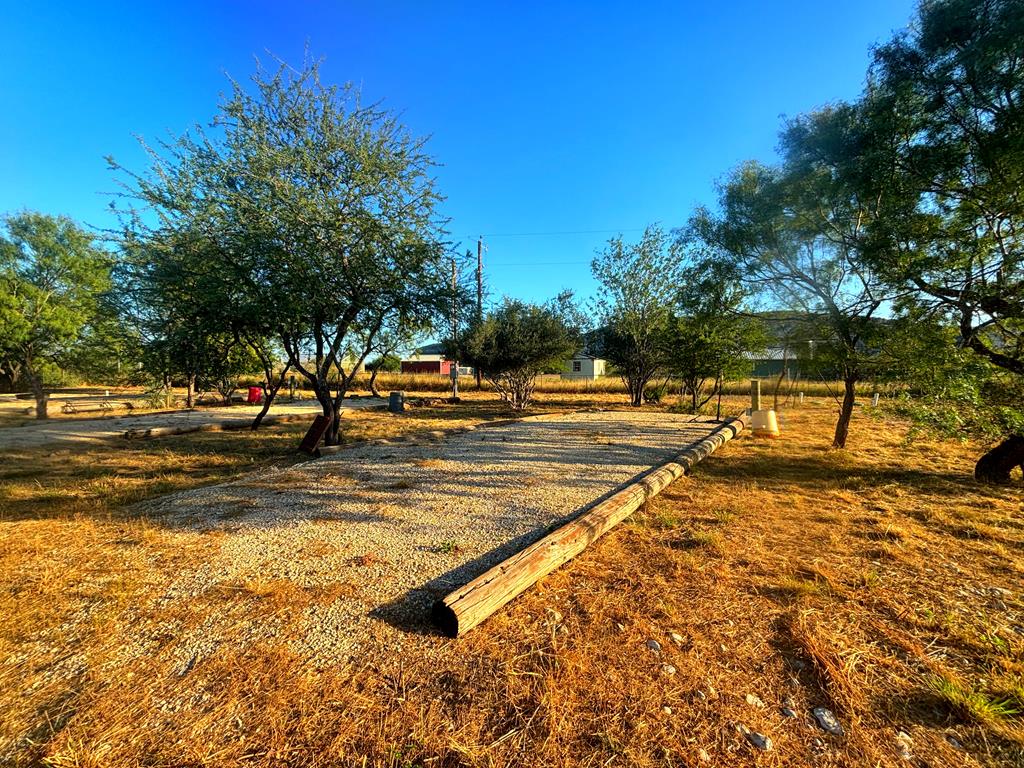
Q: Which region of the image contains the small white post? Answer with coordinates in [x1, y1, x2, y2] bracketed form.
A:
[871, 392, 880, 407]
[799, 392, 804, 405]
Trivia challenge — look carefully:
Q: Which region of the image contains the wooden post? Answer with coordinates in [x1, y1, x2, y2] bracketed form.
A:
[750, 379, 761, 411]
[433, 413, 748, 637]
[451, 258, 460, 401]
[476, 236, 484, 390]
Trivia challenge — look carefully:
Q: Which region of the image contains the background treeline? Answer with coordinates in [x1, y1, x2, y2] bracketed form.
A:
[1, 0, 1021, 479]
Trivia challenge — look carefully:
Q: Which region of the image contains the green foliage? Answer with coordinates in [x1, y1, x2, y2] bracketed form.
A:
[664, 255, 767, 412]
[858, 0, 1024, 382]
[195, 336, 264, 404]
[461, 299, 579, 410]
[0, 212, 111, 411]
[690, 104, 898, 446]
[880, 314, 1024, 443]
[111, 55, 450, 444]
[930, 675, 1021, 723]
[591, 225, 681, 406]
[759, 0, 1024, 455]
[65, 296, 142, 386]
[642, 383, 666, 404]
[366, 354, 402, 373]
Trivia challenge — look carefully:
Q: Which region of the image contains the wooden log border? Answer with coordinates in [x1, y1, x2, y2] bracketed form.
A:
[432, 412, 749, 638]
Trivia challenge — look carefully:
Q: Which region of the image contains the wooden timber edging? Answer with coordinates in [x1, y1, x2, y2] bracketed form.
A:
[431, 412, 749, 638]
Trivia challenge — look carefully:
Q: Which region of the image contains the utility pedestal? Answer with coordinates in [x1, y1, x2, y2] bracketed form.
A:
[749, 379, 780, 439]
[388, 391, 405, 413]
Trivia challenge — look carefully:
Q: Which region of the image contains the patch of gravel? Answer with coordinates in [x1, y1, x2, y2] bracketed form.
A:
[132, 411, 723, 664]
[0, 397, 383, 450]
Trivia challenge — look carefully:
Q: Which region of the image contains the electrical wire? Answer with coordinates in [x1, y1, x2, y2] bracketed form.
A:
[486, 260, 592, 267]
[461, 227, 647, 239]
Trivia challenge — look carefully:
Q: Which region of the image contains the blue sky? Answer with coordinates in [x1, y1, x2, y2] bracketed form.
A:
[1, 1, 915, 305]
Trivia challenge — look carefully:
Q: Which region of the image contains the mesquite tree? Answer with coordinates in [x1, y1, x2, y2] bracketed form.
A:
[591, 226, 681, 406]
[0, 212, 111, 417]
[664, 256, 767, 413]
[851, 0, 1024, 481]
[111, 56, 450, 445]
[461, 300, 578, 411]
[692, 148, 895, 448]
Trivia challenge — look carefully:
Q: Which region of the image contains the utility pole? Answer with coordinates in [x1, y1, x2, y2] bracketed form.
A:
[476, 236, 484, 390]
[450, 257, 459, 401]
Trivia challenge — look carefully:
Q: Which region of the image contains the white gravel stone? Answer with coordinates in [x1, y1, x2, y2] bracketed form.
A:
[125, 411, 722, 665]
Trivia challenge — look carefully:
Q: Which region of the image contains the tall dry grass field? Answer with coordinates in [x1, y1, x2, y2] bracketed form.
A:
[0, 395, 1020, 767]
[358, 372, 855, 399]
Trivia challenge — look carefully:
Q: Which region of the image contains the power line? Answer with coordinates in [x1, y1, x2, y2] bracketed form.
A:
[487, 260, 592, 267]
[461, 227, 647, 239]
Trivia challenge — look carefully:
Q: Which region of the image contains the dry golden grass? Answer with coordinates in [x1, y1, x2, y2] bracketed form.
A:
[361, 372, 855, 400]
[1, 396, 1022, 767]
[0, 399, 520, 521]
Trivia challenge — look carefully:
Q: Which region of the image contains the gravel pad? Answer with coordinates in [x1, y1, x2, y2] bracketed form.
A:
[134, 410, 723, 663]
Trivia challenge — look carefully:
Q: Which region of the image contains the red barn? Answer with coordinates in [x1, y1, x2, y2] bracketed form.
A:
[400, 343, 453, 375]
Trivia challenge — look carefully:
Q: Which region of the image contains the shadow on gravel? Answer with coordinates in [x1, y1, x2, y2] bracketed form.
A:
[367, 450, 703, 637]
[368, 525, 550, 637]
[126, 416, 722, 530]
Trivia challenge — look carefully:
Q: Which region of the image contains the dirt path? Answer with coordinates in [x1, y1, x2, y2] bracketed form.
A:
[127, 410, 723, 666]
[0, 398, 385, 451]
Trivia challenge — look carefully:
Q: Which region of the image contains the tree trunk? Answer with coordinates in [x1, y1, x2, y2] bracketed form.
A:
[368, 367, 381, 398]
[324, 384, 348, 446]
[310, 380, 338, 446]
[772, 358, 787, 411]
[832, 375, 857, 449]
[975, 435, 1024, 484]
[186, 375, 195, 409]
[251, 364, 290, 431]
[28, 371, 48, 420]
[627, 376, 643, 407]
[251, 386, 277, 431]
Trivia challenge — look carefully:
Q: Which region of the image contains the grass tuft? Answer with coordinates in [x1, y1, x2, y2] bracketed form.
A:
[931, 675, 1022, 723]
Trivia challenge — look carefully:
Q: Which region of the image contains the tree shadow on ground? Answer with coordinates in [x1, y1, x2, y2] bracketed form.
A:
[111, 414, 722, 530]
[692, 445, 1013, 501]
[367, 457, 681, 637]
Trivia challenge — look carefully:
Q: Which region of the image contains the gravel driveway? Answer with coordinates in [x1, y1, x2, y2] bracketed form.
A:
[133, 410, 723, 664]
[0, 398, 382, 451]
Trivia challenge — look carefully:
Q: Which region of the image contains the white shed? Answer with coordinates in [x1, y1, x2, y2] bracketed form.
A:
[561, 354, 607, 381]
